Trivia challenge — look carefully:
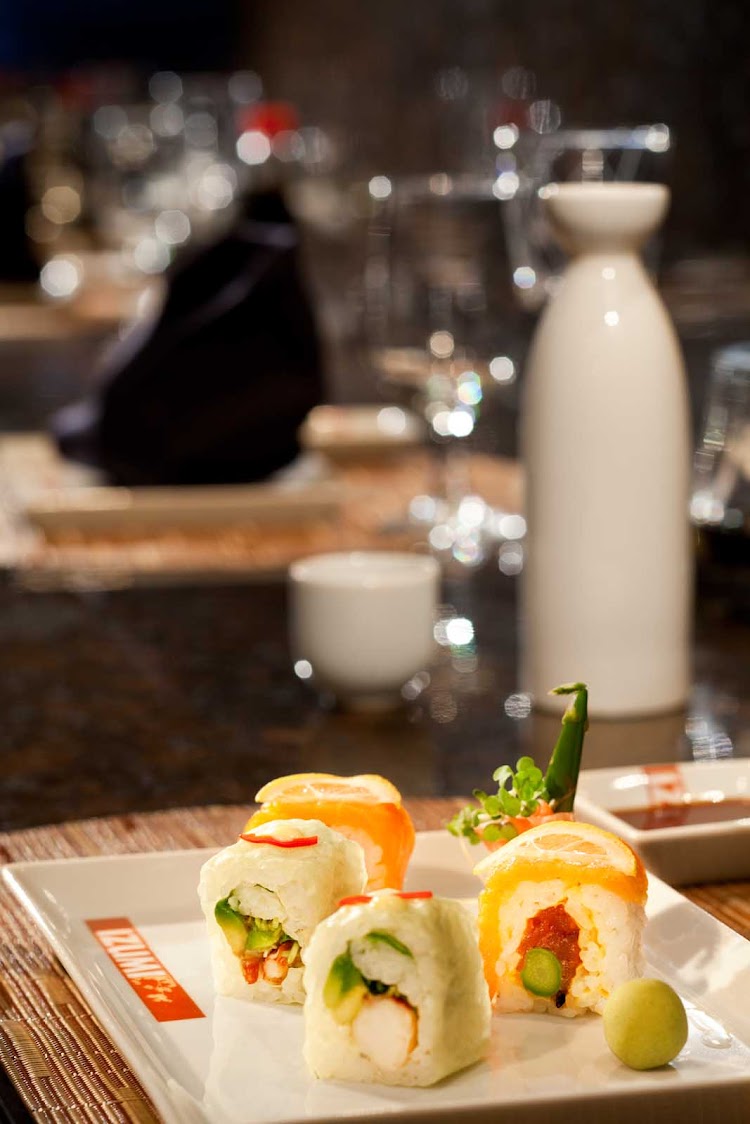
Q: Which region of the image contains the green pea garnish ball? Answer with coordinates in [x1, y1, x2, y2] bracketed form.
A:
[603, 979, 688, 1070]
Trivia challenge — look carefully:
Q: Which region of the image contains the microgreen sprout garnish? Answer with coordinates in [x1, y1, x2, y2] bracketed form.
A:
[447, 757, 549, 845]
[447, 683, 589, 845]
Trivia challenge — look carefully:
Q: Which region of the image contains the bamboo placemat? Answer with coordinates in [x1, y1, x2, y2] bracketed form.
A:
[0, 801, 747, 1123]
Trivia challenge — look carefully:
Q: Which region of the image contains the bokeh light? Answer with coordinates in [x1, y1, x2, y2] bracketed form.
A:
[489, 356, 515, 383]
[497, 513, 527, 540]
[149, 71, 183, 104]
[444, 616, 474, 646]
[228, 71, 263, 105]
[428, 330, 454, 358]
[154, 209, 191, 245]
[133, 238, 170, 274]
[513, 265, 537, 290]
[185, 112, 218, 149]
[498, 540, 524, 575]
[429, 173, 453, 196]
[150, 103, 184, 138]
[457, 370, 482, 406]
[376, 406, 407, 435]
[368, 175, 392, 200]
[644, 124, 670, 153]
[492, 171, 520, 200]
[493, 124, 519, 150]
[504, 692, 532, 719]
[93, 105, 127, 139]
[236, 130, 271, 165]
[41, 185, 81, 225]
[40, 256, 83, 299]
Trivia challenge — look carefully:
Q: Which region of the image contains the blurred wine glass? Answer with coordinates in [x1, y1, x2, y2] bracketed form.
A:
[363, 172, 521, 568]
[691, 341, 750, 563]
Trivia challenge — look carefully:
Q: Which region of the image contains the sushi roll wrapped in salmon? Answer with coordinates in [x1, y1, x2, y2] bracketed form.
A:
[245, 773, 415, 891]
[303, 889, 491, 1086]
[198, 819, 366, 1005]
[474, 820, 647, 1018]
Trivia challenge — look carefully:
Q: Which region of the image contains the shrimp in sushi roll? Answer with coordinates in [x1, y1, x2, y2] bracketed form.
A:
[474, 820, 647, 1017]
[303, 889, 491, 1086]
[198, 819, 366, 1004]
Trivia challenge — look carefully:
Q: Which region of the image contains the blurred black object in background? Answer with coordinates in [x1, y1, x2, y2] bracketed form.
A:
[53, 188, 324, 484]
[0, 124, 39, 283]
[0, 0, 239, 72]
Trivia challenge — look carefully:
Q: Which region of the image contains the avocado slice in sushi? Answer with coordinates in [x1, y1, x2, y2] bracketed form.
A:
[245, 921, 285, 952]
[323, 952, 368, 1024]
[215, 897, 247, 956]
[365, 930, 413, 957]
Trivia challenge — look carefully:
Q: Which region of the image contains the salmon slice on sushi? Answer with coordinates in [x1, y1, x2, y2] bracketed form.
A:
[245, 772, 416, 890]
[303, 889, 491, 1086]
[474, 819, 647, 1017]
[198, 819, 366, 1004]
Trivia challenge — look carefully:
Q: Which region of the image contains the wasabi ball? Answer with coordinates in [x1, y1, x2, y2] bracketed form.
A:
[604, 979, 688, 1070]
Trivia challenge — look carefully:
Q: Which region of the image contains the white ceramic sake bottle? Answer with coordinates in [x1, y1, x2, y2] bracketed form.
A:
[521, 183, 692, 717]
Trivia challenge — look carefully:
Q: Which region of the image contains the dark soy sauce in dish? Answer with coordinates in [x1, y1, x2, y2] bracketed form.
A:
[612, 799, 750, 831]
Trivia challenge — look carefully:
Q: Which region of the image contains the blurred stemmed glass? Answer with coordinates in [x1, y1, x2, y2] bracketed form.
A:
[691, 342, 750, 576]
[363, 172, 521, 569]
[83, 69, 267, 279]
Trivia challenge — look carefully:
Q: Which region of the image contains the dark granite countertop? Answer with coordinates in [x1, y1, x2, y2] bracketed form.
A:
[2, 562, 748, 832]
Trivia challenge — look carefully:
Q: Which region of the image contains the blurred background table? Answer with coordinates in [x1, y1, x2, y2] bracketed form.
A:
[1, 316, 749, 830]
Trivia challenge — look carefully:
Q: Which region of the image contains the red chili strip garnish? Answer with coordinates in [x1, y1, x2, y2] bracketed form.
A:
[396, 891, 433, 900]
[239, 832, 318, 848]
[338, 895, 372, 907]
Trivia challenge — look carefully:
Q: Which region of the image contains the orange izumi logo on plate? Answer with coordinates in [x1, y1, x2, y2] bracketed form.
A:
[86, 917, 204, 1022]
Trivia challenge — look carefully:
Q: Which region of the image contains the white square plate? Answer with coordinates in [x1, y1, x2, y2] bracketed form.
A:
[4, 831, 750, 1124]
[575, 760, 750, 885]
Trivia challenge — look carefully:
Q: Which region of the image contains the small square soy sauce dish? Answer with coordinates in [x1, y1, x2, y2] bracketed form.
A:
[574, 759, 750, 885]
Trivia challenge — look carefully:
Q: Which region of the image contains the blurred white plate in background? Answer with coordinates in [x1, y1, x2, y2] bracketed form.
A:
[299, 404, 424, 460]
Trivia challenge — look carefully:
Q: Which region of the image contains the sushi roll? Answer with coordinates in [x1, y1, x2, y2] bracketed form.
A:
[303, 889, 491, 1086]
[198, 819, 366, 1005]
[474, 820, 647, 1018]
[245, 772, 416, 891]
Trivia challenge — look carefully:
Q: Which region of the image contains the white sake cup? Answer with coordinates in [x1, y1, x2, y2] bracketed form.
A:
[289, 551, 439, 708]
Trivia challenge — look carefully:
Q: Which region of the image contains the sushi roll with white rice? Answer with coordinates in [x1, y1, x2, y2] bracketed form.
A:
[303, 889, 491, 1086]
[474, 820, 648, 1017]
[198, 819, 366, 1004]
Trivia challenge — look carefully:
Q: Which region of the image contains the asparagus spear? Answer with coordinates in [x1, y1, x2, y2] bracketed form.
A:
[543, 682, 589, 813]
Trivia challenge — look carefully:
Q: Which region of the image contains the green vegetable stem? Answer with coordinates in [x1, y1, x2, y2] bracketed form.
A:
[520, 948, 563, 998]
[446, 681, 589, 842]
[543, 682, 589, 814]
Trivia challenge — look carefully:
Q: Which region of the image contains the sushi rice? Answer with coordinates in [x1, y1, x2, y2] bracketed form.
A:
[489, 879, 645, 1016]
[303, 890, 491, 1086]
[474, 820, 648, 1018]
[198, 818, 366, 1004]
